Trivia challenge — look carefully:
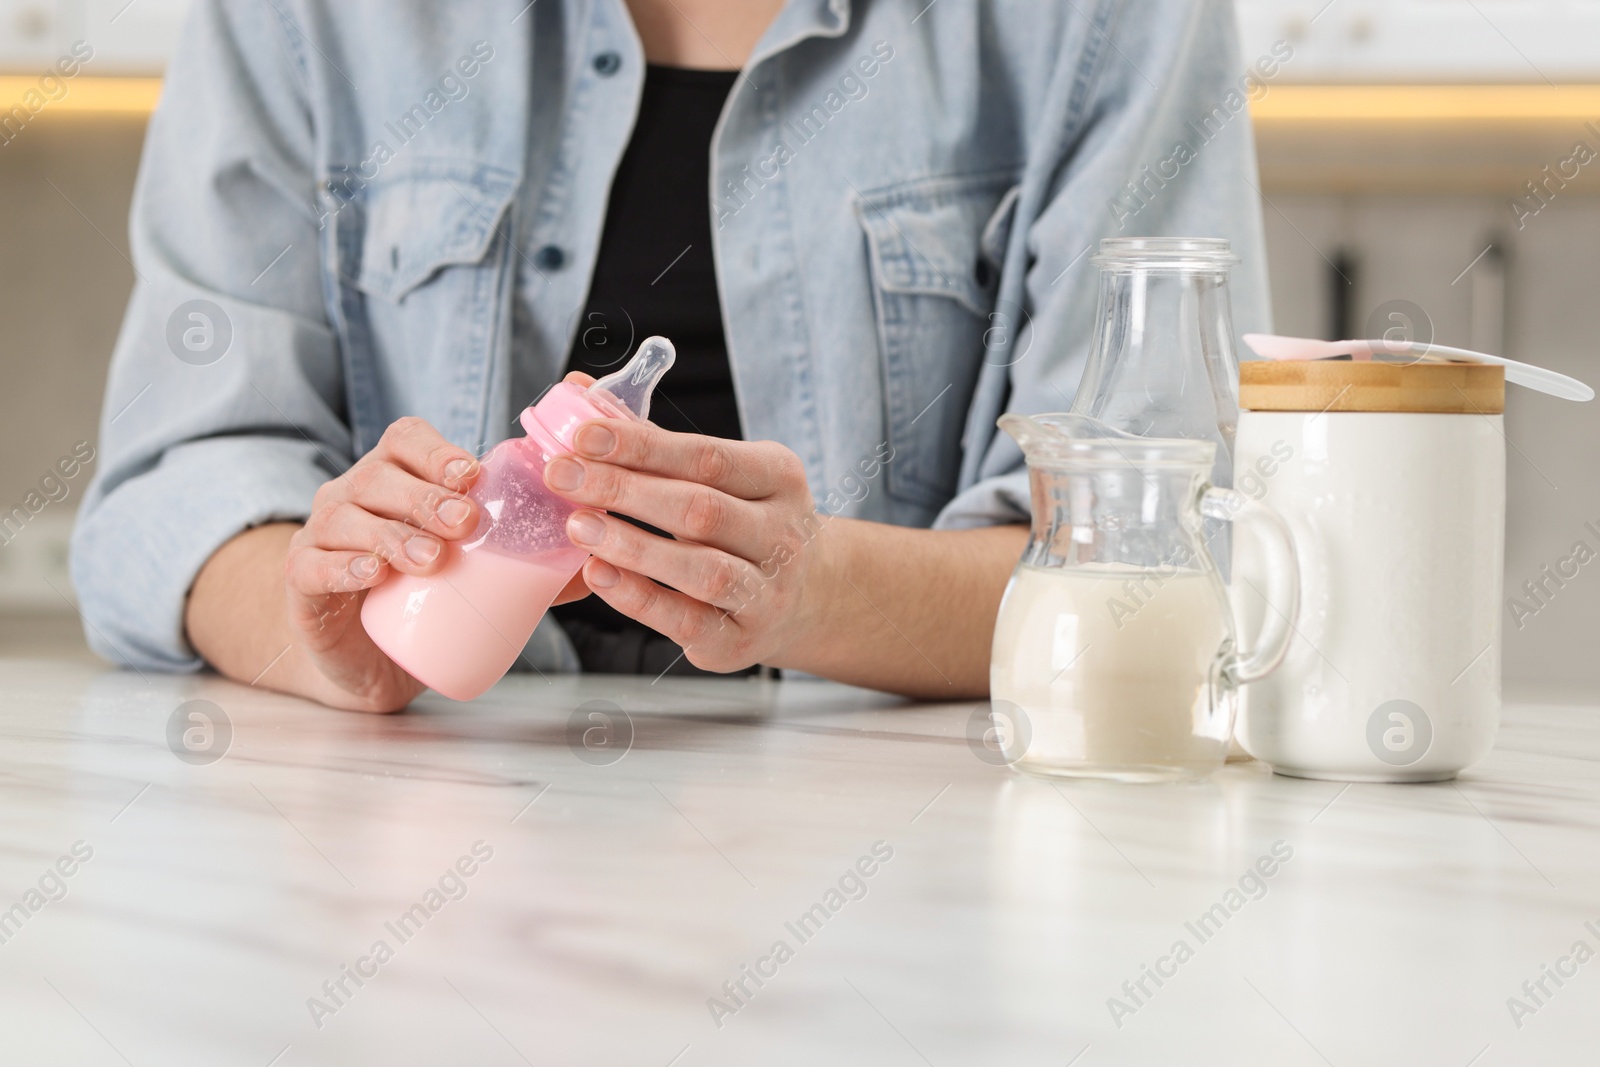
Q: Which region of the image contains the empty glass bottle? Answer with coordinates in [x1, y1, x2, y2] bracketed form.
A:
[1070, 237, 1242, 492]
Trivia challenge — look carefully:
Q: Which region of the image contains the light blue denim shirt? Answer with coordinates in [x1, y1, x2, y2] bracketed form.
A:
[72, 0, 1271, 673]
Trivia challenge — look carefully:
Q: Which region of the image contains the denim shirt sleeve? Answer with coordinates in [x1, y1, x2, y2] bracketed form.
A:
[932, 0, 1272, 531]
[69, 0, 351, 671]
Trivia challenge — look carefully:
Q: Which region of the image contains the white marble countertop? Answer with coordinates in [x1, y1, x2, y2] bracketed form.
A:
[0, 657, 1596, 1066]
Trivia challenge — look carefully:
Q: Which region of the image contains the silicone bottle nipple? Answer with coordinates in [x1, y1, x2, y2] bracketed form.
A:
[588, 336, 677, 421]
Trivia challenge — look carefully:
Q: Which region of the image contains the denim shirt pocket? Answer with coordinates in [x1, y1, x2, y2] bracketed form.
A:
[855, 171, 1019, 509]
[326, 159, 519, 456]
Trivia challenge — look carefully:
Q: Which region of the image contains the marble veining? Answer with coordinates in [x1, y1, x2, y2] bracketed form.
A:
[0, 657, 1596, 1066]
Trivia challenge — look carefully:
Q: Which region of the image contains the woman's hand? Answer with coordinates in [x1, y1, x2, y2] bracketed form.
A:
[544, 417, 829, 674]
[188, 408, 1016, 705]
[281, 417, 486, 710]
[188, 415, 595, 712]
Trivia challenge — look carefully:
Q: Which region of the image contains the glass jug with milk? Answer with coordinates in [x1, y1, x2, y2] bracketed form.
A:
[989, 415, 1300, 781]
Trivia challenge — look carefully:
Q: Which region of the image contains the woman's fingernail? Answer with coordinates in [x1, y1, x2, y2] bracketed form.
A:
[350, 555, 380, 580]
[404, 536, 440, 564]
[568, 511, 606, 546]
[438, 498, 471, 526]
[587, 558, 620, 589]
[444, 458, 476, 485]
[547, 456, 585, 492]
[576, 424, 616, 458]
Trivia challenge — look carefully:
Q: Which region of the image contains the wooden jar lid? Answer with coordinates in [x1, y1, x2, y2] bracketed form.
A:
[1239, 360, 1505, 414]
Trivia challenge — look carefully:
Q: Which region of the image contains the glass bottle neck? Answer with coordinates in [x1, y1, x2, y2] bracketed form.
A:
[1071, 264, 1241, 489]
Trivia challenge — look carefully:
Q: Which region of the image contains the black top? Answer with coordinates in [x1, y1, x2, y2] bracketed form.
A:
[553, 65, 751, 676]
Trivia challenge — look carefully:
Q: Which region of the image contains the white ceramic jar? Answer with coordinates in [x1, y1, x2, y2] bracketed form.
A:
[1232, 361, 1506, 781]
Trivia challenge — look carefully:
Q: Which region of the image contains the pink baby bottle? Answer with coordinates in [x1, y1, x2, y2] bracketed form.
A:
[360, 336, 676, 700]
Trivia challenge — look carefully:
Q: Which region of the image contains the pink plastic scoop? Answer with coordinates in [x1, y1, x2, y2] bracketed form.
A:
[1241, 333, 1593, 402]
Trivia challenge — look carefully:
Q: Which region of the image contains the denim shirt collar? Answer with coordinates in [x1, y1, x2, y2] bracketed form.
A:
[753, 0, 852, 67]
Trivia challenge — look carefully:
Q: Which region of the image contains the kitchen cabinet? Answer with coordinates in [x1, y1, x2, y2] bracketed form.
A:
[1238, 0, 1600, 83]
[0, 0, 186, 75]
[10, 1, 1600, 82]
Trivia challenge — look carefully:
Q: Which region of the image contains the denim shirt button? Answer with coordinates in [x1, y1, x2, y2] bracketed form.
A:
[592, 51, 622, 76]
[534, 245, 566, 271]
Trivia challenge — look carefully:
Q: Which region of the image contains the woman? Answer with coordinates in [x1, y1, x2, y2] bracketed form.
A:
[71, 0, 1269, 710]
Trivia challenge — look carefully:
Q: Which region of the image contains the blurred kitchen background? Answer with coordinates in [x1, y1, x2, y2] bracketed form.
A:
[1, 0, 1596, 687]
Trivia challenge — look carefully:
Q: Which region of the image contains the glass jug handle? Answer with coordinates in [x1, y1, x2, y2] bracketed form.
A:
[1199, 488, 1301, 685]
